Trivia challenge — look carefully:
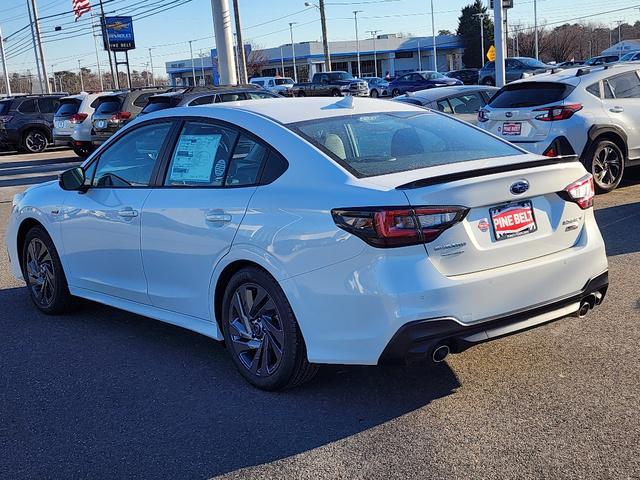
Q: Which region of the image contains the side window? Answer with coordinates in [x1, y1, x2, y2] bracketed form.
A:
[216, 93, 247, 103]
[38, 98, 59, 113]
[188, 95, 215, 106]
[448, 93, 483, 114]
[506, 59, 521, 69]
[247, 91, 275, 100]
[410, 73, 423, 82]
[268, 80, 275, 87]
[252, 80, 264, 87]
[436, 99, 453, 114]
[607, 72, 640, 98]
[225, 135, 268, 186]
[93, 122, 171, 187]
[164, 121, 237, 187]
[18, 99, 37, 113]
[586, 82, 601, 98]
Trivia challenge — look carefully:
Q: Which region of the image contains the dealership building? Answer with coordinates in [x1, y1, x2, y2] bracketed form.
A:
[165, 34, 465, 86]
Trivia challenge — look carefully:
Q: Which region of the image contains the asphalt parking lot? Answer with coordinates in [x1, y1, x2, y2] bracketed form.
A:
[1, 150, 639, 480]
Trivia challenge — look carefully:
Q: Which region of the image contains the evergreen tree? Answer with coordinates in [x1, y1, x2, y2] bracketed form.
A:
[457, 0, 494, 68]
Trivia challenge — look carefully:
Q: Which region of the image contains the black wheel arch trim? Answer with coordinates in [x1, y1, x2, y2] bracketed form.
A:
[584, 124, 628, 159]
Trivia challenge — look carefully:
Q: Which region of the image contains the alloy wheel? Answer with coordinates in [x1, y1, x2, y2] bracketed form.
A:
[227, 283, 284, 377]
[25, 238, 55, 307]
[25, 131, 47, 153]
[593, 144, 622, 188]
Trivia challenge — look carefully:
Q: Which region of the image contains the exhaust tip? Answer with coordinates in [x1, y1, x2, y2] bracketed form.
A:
[577, 300, 591, 318]
[432, 345, 450, 363]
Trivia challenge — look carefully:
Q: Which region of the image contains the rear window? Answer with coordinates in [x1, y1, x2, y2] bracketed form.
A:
[55, 99, 81, 117]
[141, 97, 174, 114]
[290, 112, 520, 178]
[275, 78, 294, 85]
[132, 92, 156, 108]
[489, 82, 574, 108]
[94, 97, 123, 114]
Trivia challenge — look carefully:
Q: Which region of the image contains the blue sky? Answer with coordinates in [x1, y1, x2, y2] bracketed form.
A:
[1, 0, 639, 75]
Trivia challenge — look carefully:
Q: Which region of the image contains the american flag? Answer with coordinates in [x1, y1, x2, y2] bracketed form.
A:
[72, 0, 91, 21]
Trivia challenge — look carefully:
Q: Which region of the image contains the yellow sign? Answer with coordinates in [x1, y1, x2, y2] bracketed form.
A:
[487, 45, 496, 62]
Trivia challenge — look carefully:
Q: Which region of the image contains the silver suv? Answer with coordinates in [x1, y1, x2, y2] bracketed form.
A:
[478, 63, 640, 192]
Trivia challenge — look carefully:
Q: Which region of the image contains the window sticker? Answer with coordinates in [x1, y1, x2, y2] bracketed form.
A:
[169, 134, 222, 183]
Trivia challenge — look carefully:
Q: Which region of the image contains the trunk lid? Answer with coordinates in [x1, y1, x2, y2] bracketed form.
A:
[367, 156, 588, 276]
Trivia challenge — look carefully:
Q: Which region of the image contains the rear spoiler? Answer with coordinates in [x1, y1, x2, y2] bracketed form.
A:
[396, 155, 579, 190]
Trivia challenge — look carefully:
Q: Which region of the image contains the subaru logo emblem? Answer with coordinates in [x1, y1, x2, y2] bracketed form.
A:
[505, 112, 513, 118]
[510, 180, 529, 195]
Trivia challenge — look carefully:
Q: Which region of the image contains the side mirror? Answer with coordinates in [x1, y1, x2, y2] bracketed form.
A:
[59, 166, 87, 191]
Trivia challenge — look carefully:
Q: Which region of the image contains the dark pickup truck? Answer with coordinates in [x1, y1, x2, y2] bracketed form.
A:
[294, 71, 369, 97]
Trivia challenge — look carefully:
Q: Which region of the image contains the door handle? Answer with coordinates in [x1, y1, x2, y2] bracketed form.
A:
[117, 208, 138, 218]
[205, 213, 232, 223]
[609, 106, 624, 113]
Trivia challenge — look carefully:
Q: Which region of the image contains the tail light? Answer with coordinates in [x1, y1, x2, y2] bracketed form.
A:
[69, 113, 88, 124]
[534, 104, 582, 121]
[477, 108, 489, 123]
[0, 115, 13, 123]
[110, 111, 131, 122]
[563, 174, 594, 209]
[331, 206, 469, 248]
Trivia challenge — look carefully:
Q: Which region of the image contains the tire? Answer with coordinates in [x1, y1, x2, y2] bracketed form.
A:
[297, 90, 306, 97]
[22, 226, 75, 315]
[221, 267, 318, 390]
[391, 88, 400, 97]
[370, 89, 379, 98]
[481, 78, 495, 86]
[584, 139, 625, 193]
[72, 145, 93, 158]
[22, 129, 48, 153]
[331, 89, 341, 97]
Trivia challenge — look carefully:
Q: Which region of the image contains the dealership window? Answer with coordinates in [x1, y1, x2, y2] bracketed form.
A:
[395, 51, 414, 59]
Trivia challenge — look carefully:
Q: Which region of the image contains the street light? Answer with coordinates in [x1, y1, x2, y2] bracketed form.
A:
[430, 0, 437, 71]
[366, 30, 380, 77]
[189, 40, 196, 86]
[353, 10, 363, 77]
[305, 1, 331, 72]
[473, 13, 486, 68]
[289, 22, 298, 83]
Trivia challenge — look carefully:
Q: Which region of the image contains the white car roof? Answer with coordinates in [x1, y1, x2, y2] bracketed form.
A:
[510, 63, 640, 87]
[187, 97, 424, 124]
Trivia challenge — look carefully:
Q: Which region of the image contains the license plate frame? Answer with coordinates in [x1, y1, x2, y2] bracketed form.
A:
[502, 121, 522, 136]
[490, 200, 537, 241]
[95, 120, 107, 129]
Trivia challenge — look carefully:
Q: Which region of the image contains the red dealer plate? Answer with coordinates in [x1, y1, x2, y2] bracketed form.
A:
[490, 200, 537, 241]
[502, 122, 522, 136]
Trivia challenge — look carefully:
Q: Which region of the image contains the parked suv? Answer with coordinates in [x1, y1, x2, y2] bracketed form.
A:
[53, 93, 102, 158]
[584, 55, 619, 66]
[0, 94, 64, 153]
[91, 87, 169, 146]
[478, 64, 640, 192]
[249, 76, 295, 96]
[479, 57, 551, 86]
[294, 71, 369, 97]
[140, 85, 279, 115]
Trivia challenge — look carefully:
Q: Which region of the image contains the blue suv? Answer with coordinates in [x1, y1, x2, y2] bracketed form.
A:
[389, 71, 462, 96]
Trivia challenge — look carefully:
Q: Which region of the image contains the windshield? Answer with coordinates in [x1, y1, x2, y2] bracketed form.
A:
[290, 112, 520, 178]
[0, 100, 11, 114]
[329, 72, 354, 81]
[275, 78, 294, 85]
[519, 58, 548, 69]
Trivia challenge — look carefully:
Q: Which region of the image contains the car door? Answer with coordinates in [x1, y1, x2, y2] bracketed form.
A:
[140, 119, 269, 319]
[603, 70, 640, 160]
[408, 73, 424, 92]
[59, 121, 174, 303]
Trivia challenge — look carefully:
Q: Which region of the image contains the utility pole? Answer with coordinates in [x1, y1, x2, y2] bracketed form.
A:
[474, 13, 486, 68]
[0, 26, 11, 96]
[430, 0, 437, 71]
[148, 48, 155, 86]
[417, 41, 422, 70]
[30, 0, 50, 93]
[210, 0, 238, 85]
[78, 59, 84, 92]
[280, 46, 285, 76]
[51, 67, 56, 92]
[319, 0, 331, 72]
[493, 0, 506, 87]
[98, 0, 117, 89]
[233, 33, 240, 82]
[353, 10, 362, 77]
[616, 20, 624, 54]
[26, 1, 43, 93]
[200, 51, 206, 85]
[189, 40, 196, 86]
[232, 0, 248, 84]
[289, 23, 298, 82]
[367, 30, 380, 77]
[533, 0, 539, 60]
[91, 13, 104, 91]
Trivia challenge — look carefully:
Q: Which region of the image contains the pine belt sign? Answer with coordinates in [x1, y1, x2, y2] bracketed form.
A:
[103, 16, 135, 51]
[489, 0, 514, 8]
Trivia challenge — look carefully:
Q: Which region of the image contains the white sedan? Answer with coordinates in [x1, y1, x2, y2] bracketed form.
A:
[6, 97, 609, 390]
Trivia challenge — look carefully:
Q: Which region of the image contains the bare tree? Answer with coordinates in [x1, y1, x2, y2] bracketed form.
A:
[245, 43, 269, 79]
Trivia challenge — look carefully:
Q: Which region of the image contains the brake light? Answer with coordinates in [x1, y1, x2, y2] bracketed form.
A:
[477, 108, 489, 123]
[331, 206, 469, 248]
[69, 113, 88, 124]
[543, 146, 557, 157]
[534, 104, 582, 121]
[563, 174, 594, 209]
[0, 115, 13, 123]
[110, 111, 131, 122]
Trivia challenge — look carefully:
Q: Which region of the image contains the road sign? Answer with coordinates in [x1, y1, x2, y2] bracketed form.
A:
[103, 16, 135, 51]
[490, 0, 513, 8]
[487, 45, 496, 61]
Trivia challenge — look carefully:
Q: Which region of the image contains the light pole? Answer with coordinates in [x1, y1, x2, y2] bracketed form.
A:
[148, 48, 155, 86]
[0, 26, 11, 96]
[200, 50, 206, 85]
[430, 0, 437, 71]
[305, 1, 331, 72]
[78, 59, 84, 92]
[473, 13, 486, 68]
[189, 40, 197, 86]
[533, 0, 539, 60]
[353, 10, 362, 77]
[417, 41, 422, 70]
[232, 0, 248, 84]
[289, 22, 298, 82]
[280, 46, 285, 76]
[210, 0, 237, 85]
[31, 0, 51, 93]
[367, 30, 380, 77]
[616, 20, 624, 53]
[493, 0, 506, 87]
[51, 66, 56, 92]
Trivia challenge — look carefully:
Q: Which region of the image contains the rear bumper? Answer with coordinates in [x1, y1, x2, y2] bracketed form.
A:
[380, 271, 609, 364]
[53, 134, 72, 146]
